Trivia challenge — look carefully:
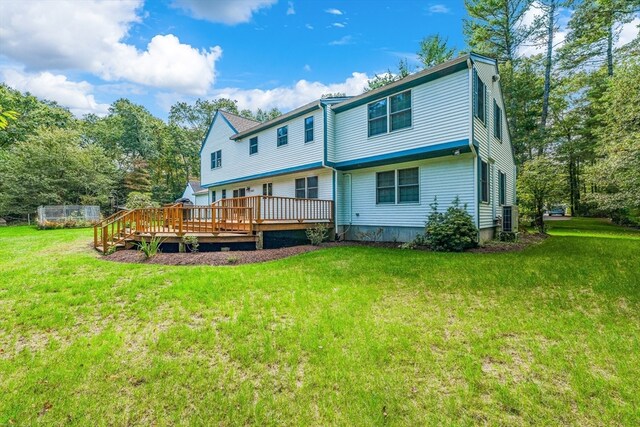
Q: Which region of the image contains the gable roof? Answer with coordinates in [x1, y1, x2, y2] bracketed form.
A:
[188, 180, 203, 193]
[332, 54, 472, 113]
[230, 100, 322, 140]
[219, 110, 260, 133]
[198, 109, 260, 155]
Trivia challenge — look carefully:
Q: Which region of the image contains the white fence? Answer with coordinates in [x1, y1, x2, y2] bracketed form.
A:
[37, 205, 101, 224]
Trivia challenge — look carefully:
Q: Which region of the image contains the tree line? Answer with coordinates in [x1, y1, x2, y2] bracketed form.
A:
[1, 0, 638, 227]
[0, 85, 281, 221]
[374, 0, 639, 228]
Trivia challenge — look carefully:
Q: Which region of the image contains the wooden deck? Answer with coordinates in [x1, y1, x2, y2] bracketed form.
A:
[94, 196, 334, 253]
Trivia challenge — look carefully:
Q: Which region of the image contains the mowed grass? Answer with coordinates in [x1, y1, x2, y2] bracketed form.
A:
[0, 219, 639, 425]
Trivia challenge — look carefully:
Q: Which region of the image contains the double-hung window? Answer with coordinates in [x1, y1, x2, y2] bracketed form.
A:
[277, 126, 288, 146]
[210, 150, 222, 169]
[474, 71, 486, 124]
[397, 168, 419, 203]
[368, 90, 412, 137]
[376, 167, 419, 204]
[211, 190, 216, 203]
[499, 171, 506, 205]
[221, 189, 226, 199]
[249, 137, 258, 155]
[295, 176, 318, 199]
[390, 91, 412, 131]
[368, 99, 388, 136]
[480, 160, 489, 203]
[493, 100, 502, 141]
[304, 116, 314, 143]
[262, 182, 272, 196]
[376, 171, 396, 204]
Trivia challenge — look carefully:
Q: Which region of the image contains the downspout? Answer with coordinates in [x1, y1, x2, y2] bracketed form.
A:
[320, 102, 339, 234]
[468, 58, 480, 233]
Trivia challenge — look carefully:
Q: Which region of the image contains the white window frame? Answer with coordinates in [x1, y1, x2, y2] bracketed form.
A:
[375, 167, 420, 205]
[367, 90, 412, 138]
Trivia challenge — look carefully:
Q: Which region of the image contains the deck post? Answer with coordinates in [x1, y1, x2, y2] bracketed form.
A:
[178, 207, 184, 236]
[256, 231, 264, 250]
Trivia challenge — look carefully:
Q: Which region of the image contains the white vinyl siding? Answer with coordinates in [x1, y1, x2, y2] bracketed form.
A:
[337, 155, 476, 228]
[473, 61, 516, 229]
[201, 108, 324, 188]
[208, 168, 332, 203]
[334, 70, 469, 163]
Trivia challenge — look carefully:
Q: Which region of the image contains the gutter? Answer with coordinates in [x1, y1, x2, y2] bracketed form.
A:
[468, 57, 480, 232]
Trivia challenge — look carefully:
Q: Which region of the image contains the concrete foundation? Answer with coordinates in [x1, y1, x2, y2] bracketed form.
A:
[340, 225, 424, 243]
[478, 226, 496, 243]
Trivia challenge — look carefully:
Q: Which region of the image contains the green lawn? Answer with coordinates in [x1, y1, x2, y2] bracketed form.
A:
[1, 218, 639, 425]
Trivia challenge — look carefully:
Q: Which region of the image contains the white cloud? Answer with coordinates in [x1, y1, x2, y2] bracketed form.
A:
[286, 1, 295, 15]
[172, 0, 277, 24]
[305, 23, 314, 30]
[517, 1, 571, 57]
[1, 68, 110, 116]
[212, 72, 370, 112]
[0, 0, 222, 95]
[332, 22, 346, 28]
[303, 64, 312, 72]
[428, 4, 450, 14]
[104, 34, 222, 95]
[325, 8, 343, 15]
[329, 35, 353, 46]
[617, 17, 640, 48]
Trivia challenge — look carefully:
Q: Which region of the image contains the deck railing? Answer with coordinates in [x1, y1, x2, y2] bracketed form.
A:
[94, 205, 254, 253]
[94, 196, 333, 253]
[216, 195, 334, 223]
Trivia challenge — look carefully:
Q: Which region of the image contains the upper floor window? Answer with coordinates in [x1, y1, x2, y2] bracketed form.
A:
[493, 100, 502, 141]
[262, 182, 272, 196]
[211, 150, 222, 169]
[474, 71, 486, 124]
[480, 160, 489, 203]
[304, 116, 314, 143]
[277, 126, 288, 146]
[295, 176, 318, 199]
[368, 90, 412, 137]
[390, 91, 412, 131]
[368, 99, 388, 136]
[250, 137, 258, 155]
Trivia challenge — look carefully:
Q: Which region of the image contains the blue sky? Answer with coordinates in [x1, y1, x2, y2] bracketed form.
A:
[1, 1, 637, 118]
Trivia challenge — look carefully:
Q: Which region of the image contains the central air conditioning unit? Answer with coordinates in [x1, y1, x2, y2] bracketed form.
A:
[500, 205, 519, 233]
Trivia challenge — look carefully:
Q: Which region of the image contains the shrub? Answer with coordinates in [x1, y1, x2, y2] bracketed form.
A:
[306, 223, 329, 246]
[138, 236, 163, 259]
[126, 192, 159, 209]
[424, 197, 478, 252]
[226, 255, 239, 264]
[182, 235, 199, 253]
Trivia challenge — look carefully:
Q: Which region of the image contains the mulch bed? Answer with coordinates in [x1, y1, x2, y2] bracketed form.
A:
[100, 233, 548, 266]
[104, 244, 327, 266]
[468, 232, 548, 253]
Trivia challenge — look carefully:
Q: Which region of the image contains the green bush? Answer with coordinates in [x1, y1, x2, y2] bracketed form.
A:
[424, 197, 478, 252]
[306, 223, 329, 246]
[126, 192, 159, 209]
[137, 236, 163, 259]
[182, 235, 199, 253]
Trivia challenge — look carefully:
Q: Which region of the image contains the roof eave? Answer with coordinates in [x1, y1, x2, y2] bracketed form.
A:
[332, 55, 471, 113]
[230, 101, 322, 140]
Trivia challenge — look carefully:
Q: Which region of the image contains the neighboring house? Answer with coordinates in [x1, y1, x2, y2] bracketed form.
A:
[180, 180, 208, 205]
[200, 53, 516, 242]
